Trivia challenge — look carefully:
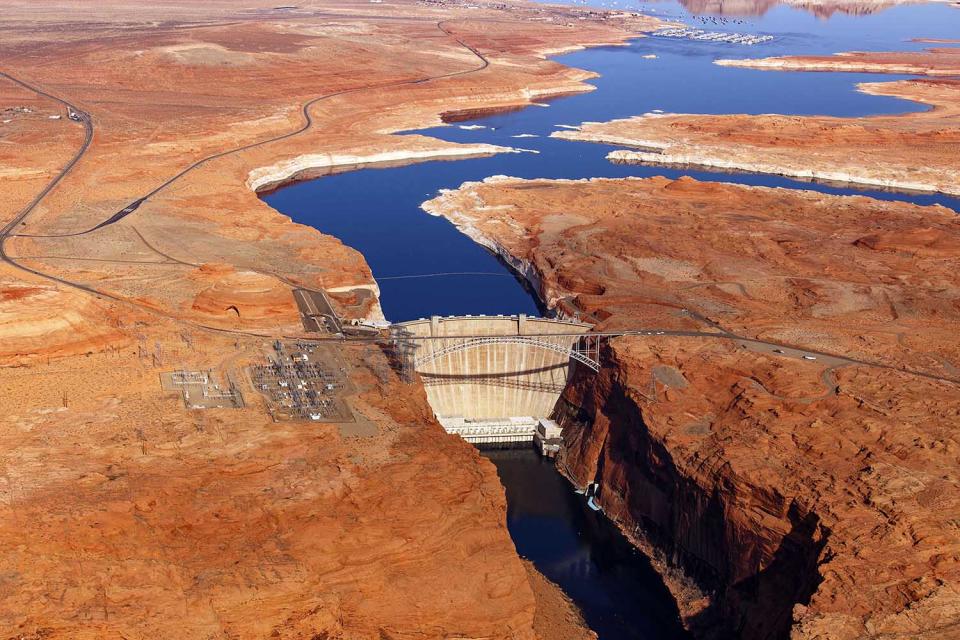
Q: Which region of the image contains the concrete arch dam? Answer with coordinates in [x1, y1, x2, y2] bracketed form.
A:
[391, 315, 596, 445]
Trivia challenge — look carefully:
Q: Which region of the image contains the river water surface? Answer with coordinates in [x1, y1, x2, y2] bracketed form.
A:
[264, 2, 960, 636]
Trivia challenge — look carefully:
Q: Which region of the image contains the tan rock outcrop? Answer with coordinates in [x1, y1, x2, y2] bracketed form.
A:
[0, 279, 127, 364]
[716, 47, 960, 76]
[188, 264, 301, 329]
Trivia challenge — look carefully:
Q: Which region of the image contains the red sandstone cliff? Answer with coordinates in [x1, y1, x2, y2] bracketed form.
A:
[424, 175, 960, 640]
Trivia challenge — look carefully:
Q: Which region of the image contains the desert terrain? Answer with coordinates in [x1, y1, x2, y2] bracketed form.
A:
[554, 47, 960, 196]
[424, 175, 960, 639]
[0, 0, 668, 637]
[5, 0, 960, 637]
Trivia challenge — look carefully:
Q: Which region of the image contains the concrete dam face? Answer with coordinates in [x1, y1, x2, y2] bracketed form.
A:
[392, 315, 593, 443]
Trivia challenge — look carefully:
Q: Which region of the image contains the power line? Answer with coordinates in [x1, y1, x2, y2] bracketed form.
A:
[377, 271, 513, 280]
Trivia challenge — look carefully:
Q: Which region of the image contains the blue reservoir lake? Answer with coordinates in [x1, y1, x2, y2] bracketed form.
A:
[265, 1, 960, 322]
[263, 2, 960, 637]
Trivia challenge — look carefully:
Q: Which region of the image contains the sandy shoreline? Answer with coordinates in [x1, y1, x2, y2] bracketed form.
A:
[247, 143, 524, 192]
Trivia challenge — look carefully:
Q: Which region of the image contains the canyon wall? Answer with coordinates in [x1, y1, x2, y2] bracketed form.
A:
[424, 175, 960, 640]
[556, 348, 829, 639]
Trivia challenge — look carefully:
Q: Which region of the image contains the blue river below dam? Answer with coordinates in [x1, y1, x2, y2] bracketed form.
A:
[264, 2, 960, 637]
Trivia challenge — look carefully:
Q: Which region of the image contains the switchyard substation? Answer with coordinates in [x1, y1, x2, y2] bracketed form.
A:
[250, 341, 353, 423]
[160, 369, 244, 410]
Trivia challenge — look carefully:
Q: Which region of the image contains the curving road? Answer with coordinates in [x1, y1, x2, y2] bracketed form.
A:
[0, 77, 92, 241]
[0, 72, 110, 300]
[10, 20, 488, 240]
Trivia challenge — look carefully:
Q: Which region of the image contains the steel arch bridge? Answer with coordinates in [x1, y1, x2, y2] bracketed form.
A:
[412, 334, 602, 372]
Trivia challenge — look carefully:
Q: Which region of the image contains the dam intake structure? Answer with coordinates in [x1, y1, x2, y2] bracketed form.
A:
[390, 314, 600, 448]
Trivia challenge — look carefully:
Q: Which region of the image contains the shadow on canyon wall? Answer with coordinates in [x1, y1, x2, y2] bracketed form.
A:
[555, 351, 830, 640]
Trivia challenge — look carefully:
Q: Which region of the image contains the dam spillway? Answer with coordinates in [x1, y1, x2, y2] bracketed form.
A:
[391, 315, 593, 443]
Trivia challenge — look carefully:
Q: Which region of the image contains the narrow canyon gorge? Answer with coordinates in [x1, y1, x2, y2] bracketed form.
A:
[425, 175, 960, 638]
